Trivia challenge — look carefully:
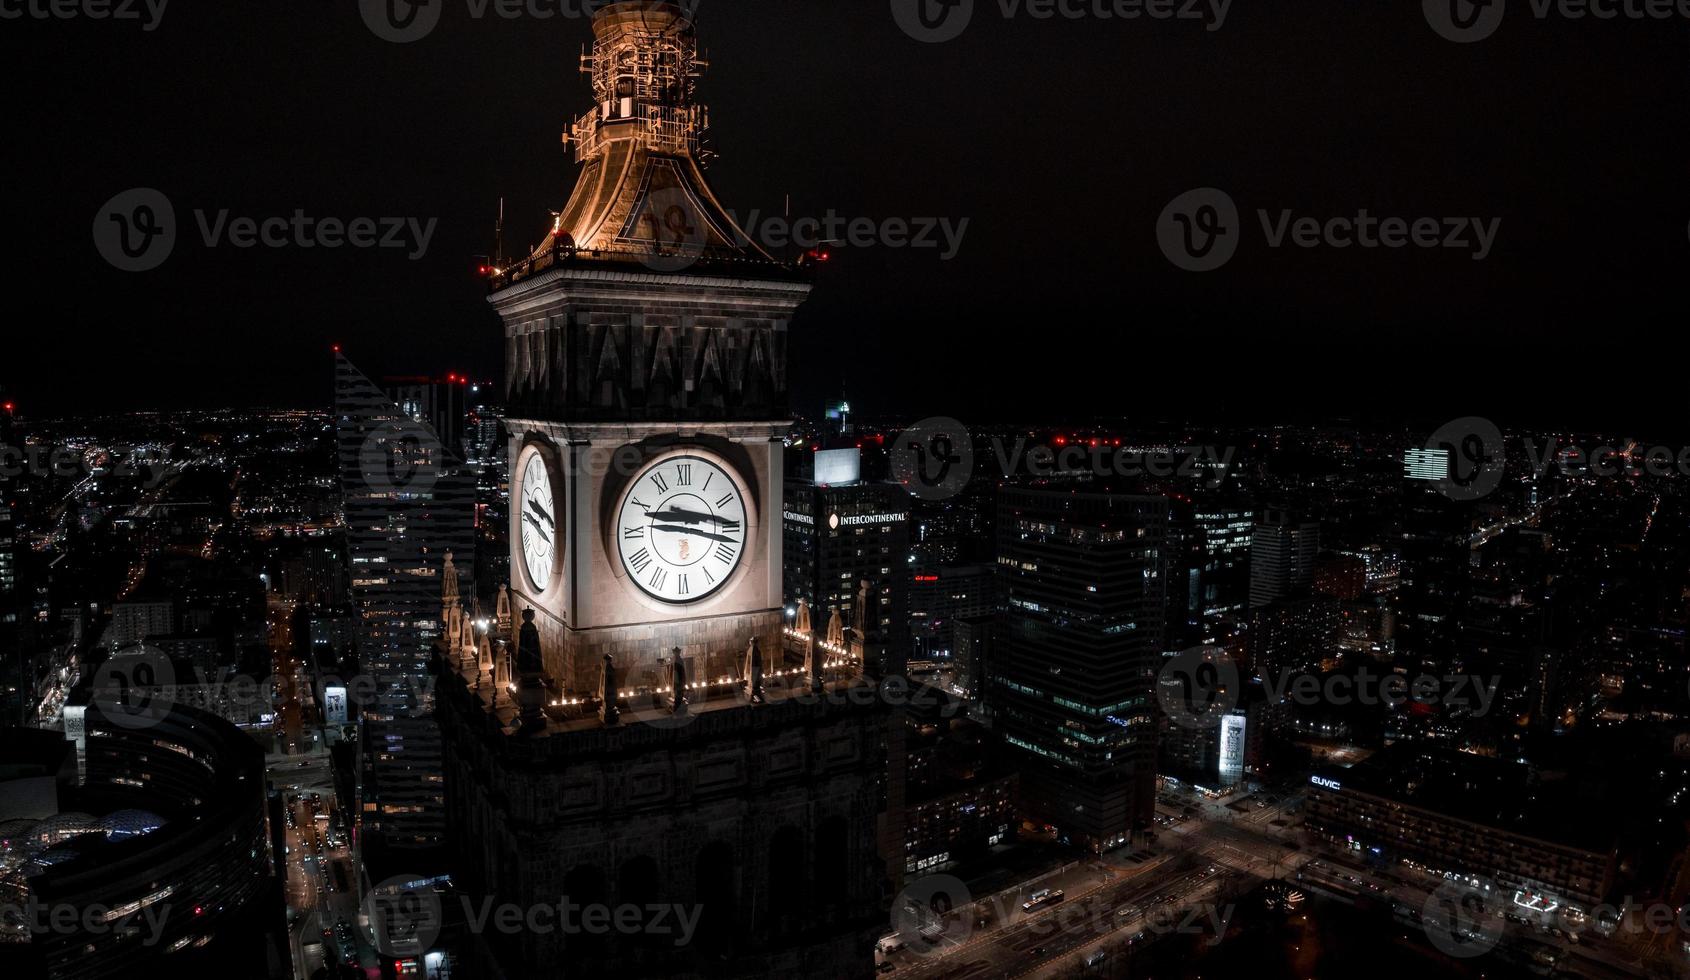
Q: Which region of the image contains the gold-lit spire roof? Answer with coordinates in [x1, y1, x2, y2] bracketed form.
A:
[519, 1, 780, 273]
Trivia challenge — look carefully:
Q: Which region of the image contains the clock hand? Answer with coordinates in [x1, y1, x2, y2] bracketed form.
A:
[524, 512, 551, 544]
[650, 523, 737, 544]
[527, 501, 554, 528]
[645, 507, 719, 525]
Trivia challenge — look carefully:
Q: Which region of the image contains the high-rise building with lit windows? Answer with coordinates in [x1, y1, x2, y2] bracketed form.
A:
[991, 484, 1168, 853]
[335, 353, 477, 854]
[1249, 509, 1319, 608]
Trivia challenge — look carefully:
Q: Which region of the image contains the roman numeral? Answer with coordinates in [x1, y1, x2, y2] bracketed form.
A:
[703, 567, 715, 585]
[677, 574, 689, 596]
[624, 527, 645, 539]
[702, 472, 714, 492]
[715, 542, 737, 564]
[650, 473, 669, 494]
[718, 520, 741, 534]
[648, 567, 668, 591]
[676, 464, 692, 486]
[715, 493, 734, 509]
[628, 548, 653, 574]
[631, 497, 649, 513]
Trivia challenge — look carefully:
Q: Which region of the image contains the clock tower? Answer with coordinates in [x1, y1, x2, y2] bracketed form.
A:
[494, 0, 809, 693]
[439, 9, 888, 978]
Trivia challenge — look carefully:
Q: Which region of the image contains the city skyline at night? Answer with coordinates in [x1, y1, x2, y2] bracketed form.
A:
[5, 2, 1690, 980]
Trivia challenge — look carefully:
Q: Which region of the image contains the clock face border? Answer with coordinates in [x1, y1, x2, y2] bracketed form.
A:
[516, 442, 562, 598]
[611, 448, 755, 609]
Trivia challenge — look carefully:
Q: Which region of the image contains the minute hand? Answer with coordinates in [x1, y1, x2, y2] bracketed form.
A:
[645, 508, 719, 525]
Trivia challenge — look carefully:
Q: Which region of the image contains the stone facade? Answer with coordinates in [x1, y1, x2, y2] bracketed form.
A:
[439, 666, 889, 978]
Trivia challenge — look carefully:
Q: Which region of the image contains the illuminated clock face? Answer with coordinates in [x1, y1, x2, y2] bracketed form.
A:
[615, 454, 747, 604]
[519, 451, 557, 593]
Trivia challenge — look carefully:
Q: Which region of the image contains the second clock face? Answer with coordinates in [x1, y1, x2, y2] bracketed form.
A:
[519, 451, 557, 593]
[615, 454, 747, 604]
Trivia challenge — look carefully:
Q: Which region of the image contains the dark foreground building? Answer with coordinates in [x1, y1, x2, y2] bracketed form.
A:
[0, 706, 286, 980]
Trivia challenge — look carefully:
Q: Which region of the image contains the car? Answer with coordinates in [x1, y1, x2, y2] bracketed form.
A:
[877, 962, 896, 973]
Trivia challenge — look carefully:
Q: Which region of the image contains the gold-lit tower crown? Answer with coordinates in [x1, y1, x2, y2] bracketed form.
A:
[567, 1, 709, 162]
[510, 0, 776, 274]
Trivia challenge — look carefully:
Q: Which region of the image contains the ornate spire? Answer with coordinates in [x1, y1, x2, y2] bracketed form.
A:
[795, 598, 812, 635]
[826, 607, 845, 649]
[512, 0, 777, 272]
[496, 584, 513, 635]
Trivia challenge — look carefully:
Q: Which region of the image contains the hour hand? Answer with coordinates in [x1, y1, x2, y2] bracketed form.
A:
[651, 523, 735, 543]
[527, 501, 554, 528]
[524, 512, 551, 543]
[646, 507, 712, 525]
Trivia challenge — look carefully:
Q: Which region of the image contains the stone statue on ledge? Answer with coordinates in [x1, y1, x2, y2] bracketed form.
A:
[599, 654, 620, 725]
[743, 637, 765, 705]
[669, 648, 688, 715]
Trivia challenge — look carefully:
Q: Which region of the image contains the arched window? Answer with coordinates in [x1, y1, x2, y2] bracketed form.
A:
[694, 842, 738, 955]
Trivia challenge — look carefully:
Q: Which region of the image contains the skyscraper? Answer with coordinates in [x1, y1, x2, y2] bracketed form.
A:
[1249, 509, 1319, 608]
[334, 353, 477, 854]
[992, 484, 1169, 853]
[783, 449, 912, 679]
[435, 5, 887, 976]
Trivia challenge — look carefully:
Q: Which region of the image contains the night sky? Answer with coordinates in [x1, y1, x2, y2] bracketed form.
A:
[3, 1, 1685, 431]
